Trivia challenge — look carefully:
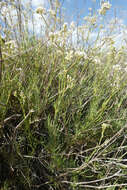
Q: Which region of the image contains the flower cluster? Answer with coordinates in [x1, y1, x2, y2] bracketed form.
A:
[98, 1, 111, 15]
[70, 21, 75, 30]
[65, 50, 87, 61]
[36, 6, 57, 18]
[75, 50, 87, 59]
[66, 74, 74, 89]
[49, 31, 61, 42]
[36, 6, 46, 15]
[65, 50, 74, 61]
[5, 40, 17, 49]
[62, 23, 68, 33]
[48, 23, 70, 45]
[84, 15, 97, 25]
[48, 9, 56, 17]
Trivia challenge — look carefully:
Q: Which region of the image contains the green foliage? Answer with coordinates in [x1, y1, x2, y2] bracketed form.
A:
[1, 1, 127, 189]
[1, 39, 127, 189]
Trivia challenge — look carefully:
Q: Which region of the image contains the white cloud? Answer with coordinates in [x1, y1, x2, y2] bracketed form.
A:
[1, 5, 18, 27]
[0, 0, 49, 38]
[31, 0, 46, 7]
[22, 0, 48, 8]
[27, 13, 47, 35]
[21, 0, 49, 36]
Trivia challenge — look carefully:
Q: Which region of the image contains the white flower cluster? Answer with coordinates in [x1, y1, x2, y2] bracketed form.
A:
[35, 7, 46, 15]
[75, 50, 87, 59]
[0, 1, 7, 7]
[65, 50, 87, 61]
[36, 6, 57, 18]
[65, 50, 73, 61]
[94, 56, 101, 64]
[48, 23, 69, 45]
[84, 15, 97, 25]
[5, 40, 17, 49]
[112, 64, 121, 71]
[70, 21, 75, 30]
[98, 1, 111, 15]
[49, 31, 61, 42]
[48, 9, 56, 17]
[66, 74, 74, 89]
[55, 0, 60, 8]
[62, 23, 68, 33]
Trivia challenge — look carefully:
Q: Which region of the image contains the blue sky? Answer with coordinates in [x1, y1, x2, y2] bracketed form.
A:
[1, 0, 127, 45]
[1, 0, 127, 28]
[61, 0, 127, 25]
[55, 0, 127, 48]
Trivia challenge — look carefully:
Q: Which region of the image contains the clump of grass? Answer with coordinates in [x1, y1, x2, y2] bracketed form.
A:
[1, 0, 127, 189]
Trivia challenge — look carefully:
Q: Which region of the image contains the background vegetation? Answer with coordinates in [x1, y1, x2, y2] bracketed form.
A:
[0, 0, 127, 189]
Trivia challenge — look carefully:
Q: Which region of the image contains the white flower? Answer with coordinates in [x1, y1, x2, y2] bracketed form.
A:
[5, 40, 17, 49]
[98, 1, 111, 15]
[67, 75, 72, 81]
[99, 24, 104, 29]
[63, 23, 68, 32]
[16, 68, 22, 71]
[94, 57, 101, 64]
[55, 0, 60, 8]
[48, 9, 56, 17]
[88, 8, 92, 11]
[90, 16, 97, 25]
[49, 31, 61, 42]
[84, 16, 87, 21]
[84, 15, 97, 25]
[0, 2, 7, 8]
[75, 50, 87, 59]
[70, 21, 75, 30]
[112, 64, 121, 71]
[1, 7, 8, 16]
[124, 67, 127, 73]
[57, 50, 63, 56]
[65, 50, 73, 61]
[36, 7, 46, 15]
[49, 32, 56, 41]
[67, 75, 74, 89]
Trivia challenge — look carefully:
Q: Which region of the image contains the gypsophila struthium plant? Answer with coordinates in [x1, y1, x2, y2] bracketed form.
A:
[1, 0, 127, 190]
